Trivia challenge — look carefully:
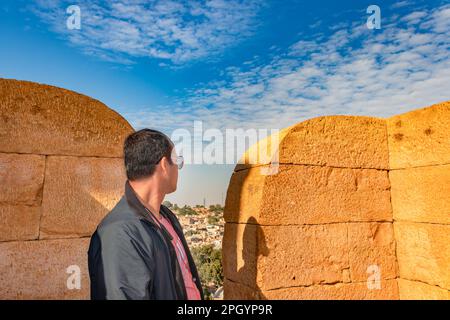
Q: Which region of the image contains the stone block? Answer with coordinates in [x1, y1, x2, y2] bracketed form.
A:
[0, 205, 41, 241]
[225, 165, 392, 225]
[0, 153, 45, 205]
[390, 165, 450, 224]
[398, 279, 450, 300]
[0, 238, 90, 299]
[395, 222, 450, 290]
[387, 101, 450, 169]
[39, 156, 126, 238]
[0, 79, 133, 157]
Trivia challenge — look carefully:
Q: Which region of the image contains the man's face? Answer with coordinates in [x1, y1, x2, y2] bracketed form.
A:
[165, 147, 179, 193]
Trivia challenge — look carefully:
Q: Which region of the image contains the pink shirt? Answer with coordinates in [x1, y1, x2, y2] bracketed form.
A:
[153, 213, 202, 300]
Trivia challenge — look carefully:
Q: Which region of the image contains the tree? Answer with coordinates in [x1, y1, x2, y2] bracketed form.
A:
[208, 204, 224, 214]
[162, 200, 173, 208]
[191, 244, 223, 300]
[207, 215, 220, 225]
[178, 205, 198, 216]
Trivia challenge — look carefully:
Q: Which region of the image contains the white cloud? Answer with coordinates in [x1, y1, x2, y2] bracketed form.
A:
[33, 2, 449, 136]
[31, 0, 264, 65]
[390, 1, 412, 9]
[127, 4, 449, 135]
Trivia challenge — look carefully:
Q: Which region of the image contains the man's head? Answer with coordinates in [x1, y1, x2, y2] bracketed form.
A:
[124, 129, 181, 194]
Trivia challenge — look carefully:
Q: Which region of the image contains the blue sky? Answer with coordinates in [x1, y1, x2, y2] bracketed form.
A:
[1, 0, 449, 205]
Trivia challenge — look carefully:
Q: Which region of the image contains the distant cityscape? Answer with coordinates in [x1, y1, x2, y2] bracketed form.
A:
[164, 202, 225, 250]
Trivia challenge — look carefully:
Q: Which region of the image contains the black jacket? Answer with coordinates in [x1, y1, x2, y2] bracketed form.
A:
[87, 181, 204, 300]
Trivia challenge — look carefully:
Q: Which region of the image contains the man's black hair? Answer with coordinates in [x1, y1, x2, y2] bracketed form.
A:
[124, 129, 173, 181]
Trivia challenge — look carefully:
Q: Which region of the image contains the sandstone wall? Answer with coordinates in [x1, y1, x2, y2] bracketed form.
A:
[0, 79, 134, 299]
[387, 102, 450, 299]
[224, 116, 399, 299]
[223, 101, 450, 300]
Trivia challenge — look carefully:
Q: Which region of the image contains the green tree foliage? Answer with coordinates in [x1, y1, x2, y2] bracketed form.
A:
[162, 200, 173, 208]
[178, 205, 198, 216]
[207, 215, 220, 225]
[208, 204, 223, 214]
[191, 244, 223, 300]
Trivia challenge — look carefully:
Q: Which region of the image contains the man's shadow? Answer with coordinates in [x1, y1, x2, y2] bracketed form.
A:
[238, 216, 270, 299]
[223, 167, 270, 300]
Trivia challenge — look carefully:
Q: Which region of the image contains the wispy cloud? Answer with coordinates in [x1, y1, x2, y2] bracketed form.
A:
[31, 0, 264, 65]
[127, 3, 450, 133]
[390, 1, 412, 9]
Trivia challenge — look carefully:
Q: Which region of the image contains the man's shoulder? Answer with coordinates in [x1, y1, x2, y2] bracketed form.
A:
[89, 197, 158, 257]
[96, 196, 142, 235]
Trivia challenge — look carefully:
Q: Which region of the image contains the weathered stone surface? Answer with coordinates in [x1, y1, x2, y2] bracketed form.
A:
[40, 156, 126, 239]
[395, 222, 450, 290]
[398, 279, 450, 300]
[0, 79, 133, 299]
[224, 101, 450, 300]
[258, 224, 349, 290]
[260, 279, 399, 300]
[223, 222, 397, 292]
[279, 116, 389, 169]
[0, 238, 90, 299]
[224, 278, 400, 300]
[223, 278, 261, 300]
[0, 205, 41, 241]
[235, 126, 291, 171]
[0, 79, 133, 157]
[222, 222, 260, 289]
[225, 165, 392, 225]
[390, 164, 450, 224]
[0, 153, 45, 205]
[348, 222, 398, 282]
[261, 166, 392, 225]
[387, 101, 450, 169]
[224, 167, 266, 223]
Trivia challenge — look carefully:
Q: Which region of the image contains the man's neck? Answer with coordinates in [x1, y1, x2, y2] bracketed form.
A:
[129, 179, 165, 220]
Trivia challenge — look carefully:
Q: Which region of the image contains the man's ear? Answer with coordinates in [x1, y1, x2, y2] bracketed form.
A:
[160, 156, 171, 174]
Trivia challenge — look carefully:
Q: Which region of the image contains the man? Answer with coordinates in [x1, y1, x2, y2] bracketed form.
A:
[88, 129, 204, 300]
